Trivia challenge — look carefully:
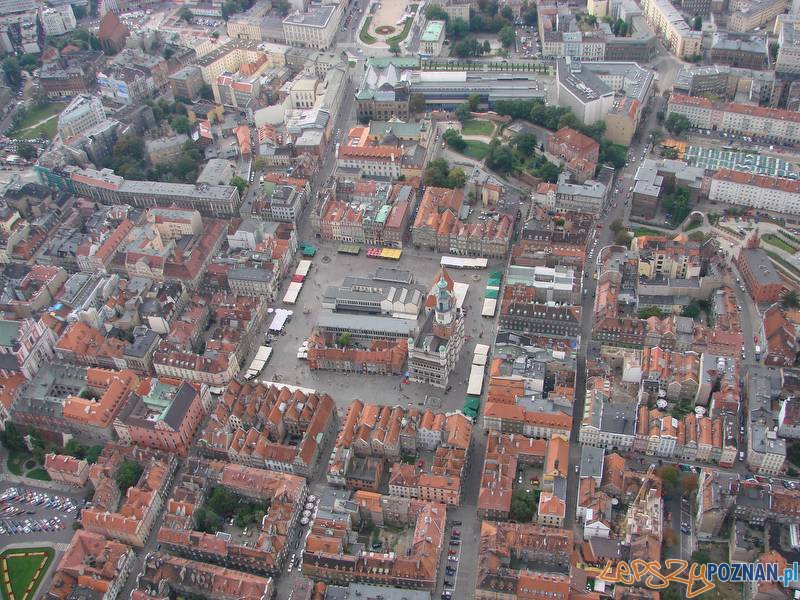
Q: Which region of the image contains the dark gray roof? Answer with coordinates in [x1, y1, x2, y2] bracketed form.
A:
[163, 382, 198, 431]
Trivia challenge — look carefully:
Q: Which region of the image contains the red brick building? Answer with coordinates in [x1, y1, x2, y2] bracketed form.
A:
[736, 242, 784, 304]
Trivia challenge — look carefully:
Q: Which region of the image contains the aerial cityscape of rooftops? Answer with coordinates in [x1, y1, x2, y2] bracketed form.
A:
[4, 0, 800, 598]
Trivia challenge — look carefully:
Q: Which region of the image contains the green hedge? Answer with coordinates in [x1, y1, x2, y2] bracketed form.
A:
[359, 16, 376, 44]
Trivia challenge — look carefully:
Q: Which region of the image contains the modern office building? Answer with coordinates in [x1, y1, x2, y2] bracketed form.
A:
[282, 3, 343, 50]
[56, 95, 106, 140]
[420, 20, 446, 56]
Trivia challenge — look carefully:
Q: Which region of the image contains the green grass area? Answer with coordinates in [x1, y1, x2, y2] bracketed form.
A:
[779, 228, 800, 246]
[461, 119, 495, 137]
[14, 118, 57, 141]
[764, 233, 798, 254]
[632, 227, 671, 237]
[25, 468, 51, 482]
[387, 17, 413, 43]
[6, 451, 24, 476]
[1, 547, 54, 600]
[9, 103, 63, 140]
[359, 16, 376, 44]
[461, 140, 490, 160]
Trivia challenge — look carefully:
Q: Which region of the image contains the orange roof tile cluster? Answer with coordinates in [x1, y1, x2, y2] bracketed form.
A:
[763, 303, 797, 366]
[44, 453, 88, 476]
[477, 520, 573, 595]
[307, 332, 407, 375]
[137, 553, 274, 600]
[412, 186, 464, 231]
[198, 381, 335, 472]
[338, 145, 400, 160]
[60, 368, 139, 429]
[48, 530, 133, 600]
[478, 431, 548, 516]
[235, 125, 252, 156]
[641, 346, 701, 388]
[548, 126, 600, 156]
[158, 458, 305, 571]
[83, 452, 176, 545]
[305, 490, 446, 587]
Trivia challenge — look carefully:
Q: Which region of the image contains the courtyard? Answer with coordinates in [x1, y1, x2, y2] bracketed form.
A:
[360, 0, 417, 45]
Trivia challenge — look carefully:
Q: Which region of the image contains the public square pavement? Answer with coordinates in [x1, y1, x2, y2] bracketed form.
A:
[258, 241, 508, 416]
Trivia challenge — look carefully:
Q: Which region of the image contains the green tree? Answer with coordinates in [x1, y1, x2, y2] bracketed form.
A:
[448, 167, 466, 188]
[513, 133, 538, 156]
[16, 141, 37, 161]
[455, 103, 472, 122]
[662, 186, 691, 225]
[163, 46, 174, 60]
[2, 57, 21, 86]
[194, 506, 221, 533]
[638, 306, 665, 319]
[446, 17, 469, 39]
[337, 332, 352, 347]
[681, 473, 699, 497]
[19, 54, 39, 74]
[409, 93, 426, 114]
[665, 112, 692, 135]
[72, 4, 87, 19]
[388, 40, 401, 56]
[116, 460, 143, 492]
[693, 15, 702, 30]
[113, 135, 145, 163]
[179, 7, 193, 22]
[655, 465, 680, 497]
[206, 486, 238, 517]
[485, 141, 514, 173]
[599, 140, 627, 169]
[424, 3, 448, 20]
[499, 25, 515, 47]
[610, 219, 625, 233]
[467, 93, 480, 112]
[424, 158, 465, 189]
[85, 445, 103, 464]
[690, 548, 711, 565]
[171, 115, 191, 135]
[509, 488, 538, 522]
[770, 42, 780, 61]
[230, 175, 247, 195]
[483, 40, 491, 54]
[782, 289, 800, 310]
[443, 128, 467, 152]
[650, 129, 663, 143]
[523, 4, 537, 25]
[64, 439, 85, 459]
[0, 422, 25, 451]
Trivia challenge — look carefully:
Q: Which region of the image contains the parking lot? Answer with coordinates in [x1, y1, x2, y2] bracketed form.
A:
[0, 482, 81, 546]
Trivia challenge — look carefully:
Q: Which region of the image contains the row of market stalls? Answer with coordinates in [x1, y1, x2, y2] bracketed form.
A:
[481, 271, 502, 317]
[283, 259, 313, 305]
[463, 343, 490, 421]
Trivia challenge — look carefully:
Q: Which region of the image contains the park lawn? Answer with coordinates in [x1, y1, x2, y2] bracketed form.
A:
[359, 16, 376, 44]
[1, 547, 54, 600]
[461, 119, 495, 137]
[632, 226, 671, 237]
[13, 117, 57, 141]
[25, 468, 51, 482]
[9, 103, 62, 138]
[763, 233, 798, 254]
[6, 451, 24, 476]
[387, 17, 413, 43]
[462, 140, 489, 160]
